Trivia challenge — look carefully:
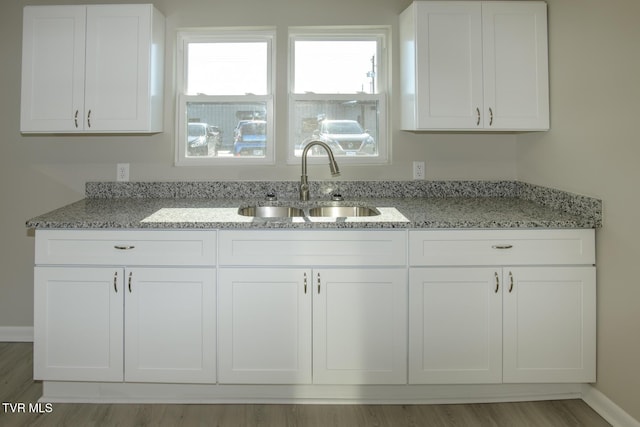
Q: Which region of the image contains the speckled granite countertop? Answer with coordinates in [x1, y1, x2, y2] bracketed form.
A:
[25, 181, 602, 230]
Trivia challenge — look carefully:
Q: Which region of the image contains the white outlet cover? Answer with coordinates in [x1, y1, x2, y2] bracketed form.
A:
[413, 161, 425, 180]
[117, 163, 130, 182]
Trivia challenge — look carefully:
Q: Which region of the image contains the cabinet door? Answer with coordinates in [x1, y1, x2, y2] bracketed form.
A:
[218, 268, 312, 384]
[313, 268, 407, 384]
[124, 268, 216, 383]
[409, 268, 502, 384]
[21, 6, 86, 132]
[482, 2, 549, 130]
[414, 2, 484, 129]
[84, 5, 156, 132]
[503, 267, 596, 383]
[33, 267, 123, 382]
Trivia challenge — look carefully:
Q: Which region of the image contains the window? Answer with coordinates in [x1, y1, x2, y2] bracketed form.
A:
[176, 27, 389, 166]
[176, 29, 275, 165]
[288, 28, 389, 164]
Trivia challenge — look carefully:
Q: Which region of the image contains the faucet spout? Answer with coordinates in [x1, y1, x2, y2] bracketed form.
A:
[300, 140, 341, 201]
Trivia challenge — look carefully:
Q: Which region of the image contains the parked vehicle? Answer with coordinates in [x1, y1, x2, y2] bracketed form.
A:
[187, 122, 209, 156]
[233, 120, 266, 156]
[303, 119, 376, 156]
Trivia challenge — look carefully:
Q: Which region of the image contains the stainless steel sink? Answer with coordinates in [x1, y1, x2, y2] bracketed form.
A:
[307, 206, 380, 217]
[238, 204, 381, 218]
[238, 206, 304, 218]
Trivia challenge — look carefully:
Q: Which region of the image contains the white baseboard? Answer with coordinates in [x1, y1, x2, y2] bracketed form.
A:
[0, 326, 34, 342]
[582, 384, 640, 427]
[41, 382, 583, 404]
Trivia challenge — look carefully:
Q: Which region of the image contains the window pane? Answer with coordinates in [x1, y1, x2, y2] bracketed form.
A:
[187, 42, 267, 95]
[294, 40, 377, 94]
[291, 99, 379, 157]
[185, 102, 267, 158]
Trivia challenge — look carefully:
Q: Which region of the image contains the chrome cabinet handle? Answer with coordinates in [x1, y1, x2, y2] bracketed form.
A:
[317, 273, 321, 294]
[494, 272, 500, 293]
[492, 244, 513, 250]
[128, 272, 133, 293]
[113, 271, 118, 293]
[87, 110, 92, 128]
[508, 271, 514, 293]
[476, 107, 481, 126]
[303, 272, 308, 294]
[489, 107, 494, 126]
[74, 110, 79, 128]
[114, 245, 135, 250]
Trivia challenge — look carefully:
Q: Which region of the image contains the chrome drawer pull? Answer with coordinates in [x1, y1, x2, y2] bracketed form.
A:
[114, 245, 135, 250]
[491, 244, 513, 250]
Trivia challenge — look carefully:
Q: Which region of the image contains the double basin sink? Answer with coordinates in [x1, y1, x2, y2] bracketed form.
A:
[238, 205, 380, 218]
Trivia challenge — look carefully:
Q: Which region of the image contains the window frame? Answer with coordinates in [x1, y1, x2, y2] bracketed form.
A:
[175, 28, 276, 166]
[287, 27, 390, 165]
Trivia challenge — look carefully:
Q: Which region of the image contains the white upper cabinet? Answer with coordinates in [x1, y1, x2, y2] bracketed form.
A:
[400, 1, 549, 131]
[21, 5, 165, 133]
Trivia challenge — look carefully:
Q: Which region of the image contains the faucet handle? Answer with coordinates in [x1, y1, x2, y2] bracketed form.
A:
[265, 193, 277, 201]
[331, 193, 344, 201]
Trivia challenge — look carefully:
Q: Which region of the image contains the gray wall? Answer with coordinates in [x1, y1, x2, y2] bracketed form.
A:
[518, 0, 640, 420]
[1, 0, 638, 421]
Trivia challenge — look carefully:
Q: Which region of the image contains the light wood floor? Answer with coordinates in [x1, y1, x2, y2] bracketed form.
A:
[0, 342, 611, 427]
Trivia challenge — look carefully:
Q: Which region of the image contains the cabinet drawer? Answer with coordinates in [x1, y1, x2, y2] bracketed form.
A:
[35, 230, 216, 266]
[219, 230, 407, 266]
[409, 229, 595, 266]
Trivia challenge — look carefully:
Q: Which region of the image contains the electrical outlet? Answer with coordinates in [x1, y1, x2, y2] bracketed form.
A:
[413, 161, 425, 180]
[117, 163, 130, 182]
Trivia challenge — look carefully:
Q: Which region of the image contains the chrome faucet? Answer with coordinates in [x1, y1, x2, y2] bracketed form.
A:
[300, 140, 340, 201]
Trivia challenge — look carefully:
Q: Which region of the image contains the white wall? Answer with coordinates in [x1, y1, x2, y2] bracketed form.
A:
[517, 0, 640, 421]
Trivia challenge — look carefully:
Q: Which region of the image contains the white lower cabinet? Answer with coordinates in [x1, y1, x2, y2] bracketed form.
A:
[410, 266, 596, 384]
[409, 267, 503, 384]
[312, 268, 407, 385]
[217, 268, 312, 384]
[409, 229, 597, 385]
[502, 267, 596, 383]
[217, 229, 408, 385]
[218, 267, 407, 385]
[124, 268, 216, 383]
[34, 266, 124, 382]
[33, 230, 217, 384]
[33, 227, 598, 402]
[34, 266, 216, 383]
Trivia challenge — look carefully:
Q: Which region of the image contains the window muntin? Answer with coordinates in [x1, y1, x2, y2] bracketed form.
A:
[288, 29, 389, 164]
[176, 30, 275, 165]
